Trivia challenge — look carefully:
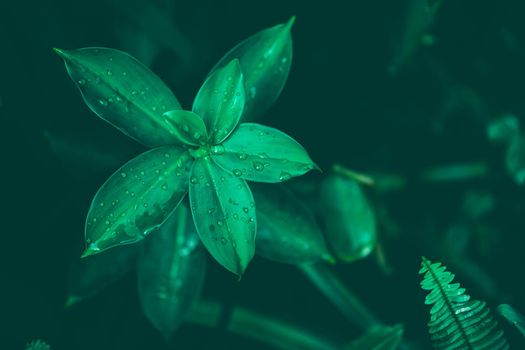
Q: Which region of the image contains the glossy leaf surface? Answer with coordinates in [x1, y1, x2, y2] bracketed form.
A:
[213, 123, 317, 183]
[345, 324, 404, 350]
[193, 59, 245, 143]
[251, 183, 333, 264]
[320, 174, 376, 262]
[163, 110, 209, 146]
[189, 157, 256, 276]
[210, 17, 294, 121]
[138, 203, 206, 339]
[66, 244, 137, 307]
[55, 47, 181, 147]
[84, 146, 192, 256]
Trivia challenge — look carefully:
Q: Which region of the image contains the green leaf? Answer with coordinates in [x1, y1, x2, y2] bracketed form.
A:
[193, 59, 245, 143]
[419, 257, 508, 350]
[162, 110, 209, 146]
[345, 324, 404, 350]
[498, 304, 525, 339]
[188, 157, 256, 276]
[138, 203, 206, 339]
[83, 146, 192, 256]
[212, 123, 318, 183]
[54, 47, 181, 147]
[320, 174, 377, 263]
[66, 244, 137, 307]
[209, 17, 294, 121]
[251, 183, 333, 264]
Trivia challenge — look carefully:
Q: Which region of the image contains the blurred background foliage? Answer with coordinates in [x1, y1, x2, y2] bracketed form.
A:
[2, 0, 525, 348]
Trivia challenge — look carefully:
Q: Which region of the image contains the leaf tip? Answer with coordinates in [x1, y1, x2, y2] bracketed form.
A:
[80, 245, 100, 258]
[52, 47, 66, 58]
[285, 16, 296, 30]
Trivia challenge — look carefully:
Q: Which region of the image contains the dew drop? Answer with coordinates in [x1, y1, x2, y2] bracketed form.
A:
[220, 237, 228, 245]
[237, 152, 247, 160]
[211, 144, 225, 155]
[77, 79, 86, 86]
[233, 169, 242, 177]
[253, 161, 264, 171]
[242, 207, 249, 213]
[106, 68, 113, 76]
[217, 220, 224, 226]
[279, 171, 292, 181]
[190, 175, 199, 184]
[161, 184, 168, 190]
[98, 98, 108, 107]
[131, 89, 138, 96]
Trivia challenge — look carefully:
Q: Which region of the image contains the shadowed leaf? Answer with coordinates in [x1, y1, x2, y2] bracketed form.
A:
[345, 324, 404, 350]
[213, 123, 318, 183]
[54, 47, 181, 147]
[138, 203, 206, 339]
[498, 304, 525, 339]
[84, 146, 192, 256]
[189, 157, 256, 276]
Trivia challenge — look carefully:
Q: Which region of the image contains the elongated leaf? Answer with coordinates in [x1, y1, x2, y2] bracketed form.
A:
[209, 17, 294, 121]
[193, 59, 245, 143]
[251, 183, 333, 264]
[188, 157, 256, 276]
[66, 244, 137, 307]
[320, 174, 376, 262]
[54, 47, 181, 147]
[345, 324, 404, 350]
[138, 203, 206, 339]
[505, 133, 525, 185]
[84, 146, 192, 256]
[213, 123, 318, 183]
[498, 304, 525, 338]
[163, 110, 209, 146]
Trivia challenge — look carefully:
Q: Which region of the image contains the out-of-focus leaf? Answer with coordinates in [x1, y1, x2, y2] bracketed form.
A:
[54, 47, 181, 147]
[193, 59, 245, 143]
[209, 17, 294, 121]
[421, 162, 488, 183]
[213, 123, 318, 183]
[25, 340, 51, 350]
[505, 134, 525, 185]
[320, 174, 376, 262]
[251, 183, 333, 264]
[487, 114, 520, 143]
[84, 146, 192, 257]
[498, 304, 525, 338]
[66, 244, 137, 307]
[345, 324, 404, 350]
[163, 110, 209, 146]
[189, 157, 256, 276]
[138, 203, 206, 339]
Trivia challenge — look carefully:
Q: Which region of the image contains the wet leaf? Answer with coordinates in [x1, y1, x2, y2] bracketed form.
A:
[345, 324, 404, 350]
[320, 174, 377, 262]
[138, 203, 206, 339]
[84, 146, 192, 256]
[66, 244, 137, 307]
[251, 183, 333, 264]
[163, 110, 209, 146]
[188, 157, 256, 276]
[498, 304, 525, 338]
[213, 123, 318, 183]
[54, 47, 181, 147]
[193, 59, 245, 143]
[209, 17, 294, 121]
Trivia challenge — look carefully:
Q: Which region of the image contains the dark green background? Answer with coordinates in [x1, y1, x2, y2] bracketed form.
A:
[2, 0, 525, 349]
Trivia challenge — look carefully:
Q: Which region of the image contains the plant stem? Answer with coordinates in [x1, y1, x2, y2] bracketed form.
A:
[186, 299, 339, 350]
[299, 263, 381, 331]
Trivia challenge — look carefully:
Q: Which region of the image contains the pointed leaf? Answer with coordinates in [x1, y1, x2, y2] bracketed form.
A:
[320, 174, 377, 262]
[210, 17, 294, 121]
[66, 244, 137, 307]
[138, 203, 206, 339]
[193, 59, 245, 143]
[498, 304, 525, 339]
[188, 157, 256, 276]
[84, 146, 192, 256]
[163, 110, 209, 146]
[54, 47, 181, 147]
[251, 183, 334, 264]
[345, 324, 404, 350]
[213, 123, 318, 183]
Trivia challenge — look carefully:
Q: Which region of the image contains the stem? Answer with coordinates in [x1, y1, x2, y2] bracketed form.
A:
[299, 263, 381, 331]
[186, 300, 339, 350]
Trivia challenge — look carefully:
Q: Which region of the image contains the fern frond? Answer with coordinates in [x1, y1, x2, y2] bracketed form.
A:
[419, 257, 508, 350]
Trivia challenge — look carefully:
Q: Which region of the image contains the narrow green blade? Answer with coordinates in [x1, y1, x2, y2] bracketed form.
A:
[138, 203, 206, 340]
[252, 183, 334, 264]
[193, 59, 245, 143]
[163, 110, 209, 146]
[498, 304, 525, 339]
[345, 324, 404, 350]
[188, 157, 256, 276]
[84, 146, 192, 256]
[209, 17, 294, 121]
[212, 123, 318, 183]
[54, 47, 182, 147]
[320, 174, 377, 262]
